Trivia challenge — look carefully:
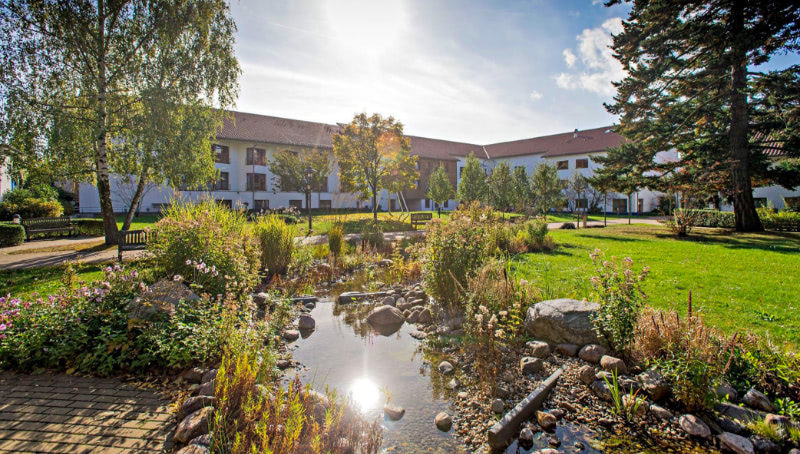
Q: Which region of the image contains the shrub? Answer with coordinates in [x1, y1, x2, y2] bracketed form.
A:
[688, 209, 735, 228]
[589, 249, 649, 358]
[253, 214, 296, 276]
[758, 207, 800, 232]
[0, 224, 25, 247]
[148, 200, 260, 297]
[328, 222, 344, 258]
[0, 197, 64, 220]
[360, 220, 384, 249]
[634, 299, 738, 411]
[0, 264, 245, 375]
[72, 219, 105, 236]
[560, 222, 576, 229]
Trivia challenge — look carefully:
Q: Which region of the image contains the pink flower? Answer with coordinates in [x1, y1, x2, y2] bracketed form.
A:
[0, 324, 7, 331]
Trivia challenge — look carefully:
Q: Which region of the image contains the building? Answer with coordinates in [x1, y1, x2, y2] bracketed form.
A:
[0, 153, 16, 201]
[77, 110, 799, 214]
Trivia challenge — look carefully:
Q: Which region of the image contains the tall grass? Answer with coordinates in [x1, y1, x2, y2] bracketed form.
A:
[253, 215, 296, 276]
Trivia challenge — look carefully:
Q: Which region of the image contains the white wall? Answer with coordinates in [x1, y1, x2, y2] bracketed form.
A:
[0, 157, 14, 201]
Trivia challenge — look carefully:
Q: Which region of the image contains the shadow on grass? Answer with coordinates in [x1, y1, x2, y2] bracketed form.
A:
[654, 229, 800, 254]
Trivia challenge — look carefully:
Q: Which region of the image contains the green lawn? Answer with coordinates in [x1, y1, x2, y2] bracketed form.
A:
[0, 264, 106, 299]
[511, 223, 800, 347]
[115, 214, 160, 231]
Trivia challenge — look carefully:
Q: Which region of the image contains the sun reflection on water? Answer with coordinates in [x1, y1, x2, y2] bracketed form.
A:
[348, 377, 380, 413]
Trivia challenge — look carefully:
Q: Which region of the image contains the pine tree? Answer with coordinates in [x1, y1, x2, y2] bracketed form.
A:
[605, 0, 800, 232]
[457, 154, 488, 205]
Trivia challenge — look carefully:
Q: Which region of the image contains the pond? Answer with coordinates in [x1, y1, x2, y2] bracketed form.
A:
[288, 299, 469, 453]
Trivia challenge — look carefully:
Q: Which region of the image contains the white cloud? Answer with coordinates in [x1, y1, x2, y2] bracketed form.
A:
[592, 0, 603, 5]
[529, 90, 543, 101]
[555, 17, 625, 96]
[562, 49, 577, 67]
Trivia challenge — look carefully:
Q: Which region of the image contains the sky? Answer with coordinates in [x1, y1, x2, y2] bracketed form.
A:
[229, 0, 797, 145]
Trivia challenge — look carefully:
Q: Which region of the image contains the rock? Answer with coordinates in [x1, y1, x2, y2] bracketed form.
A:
[537, 411, 557, 431]
[524, 298, 601, 345]
[519, 427, 534, 449]
[201, 368, 217, 384]
[304, 302, 315, 310]
[409, 330, 428, 340]
[180, 367, 205, 384]
[435, 412, 452, 432]
[649, 404, 673, 420]
[418, 308, 433, 324]
[520, 357, 543, 375]
[396, 299, 413, 311]
[378, 258, 394, 267]
[679, 414, 711, 438]
[550, 409, 565, 420]
[338, 291, 366, 304]
[128, 280, 200, 324]
[742, 388, 777, 413]
[175, 407, 212, 443]
[366, 306, 405, 326]
[574, 441, 586, 451]
[716, 402, 767, 423]
[446, 378, 459, 390]
[595, 371, 613, 381]
[599, 355, 627, 375]
[406, 310, 420, 323]
[190, 434, 212, 447]
[764, 414, 788, 427]
[637, 369, 670, 401]
[716, 417, 744, 434]
[578, 344, 607, 364]
[196, 380, 215, 397]
[457, 391, 468, 399]
[718, 432, 754, 454]
[179, 396, 215, 420]
[438, 361, 455, 375]
[252, 292, 270, 306]
[382, 296, 396, 306]
[283, 330, 300, 341]
[591, 380, 613, 402]
[753, 437, 779, 453]
[717, 384, 739, 402]
[527, 340, 551, 358]
[383, 404, 405, 421]
[536, 449, 559, 454]
[623, 394, 648, 417]
[491, 398, 504, 413]
[578, 365, 596, 385]
[555, 343, 578, 356]
[276, 359, 292, 370]
[176, 445, 208, 454]
[494, 385, 510, 399]
[298, 314, 315, 330]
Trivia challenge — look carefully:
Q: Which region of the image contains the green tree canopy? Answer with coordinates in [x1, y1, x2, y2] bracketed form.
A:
[605, 0, 800, 231]
[332, 113, 418, 220]
[427, 164, 454, 217]
[529, 162, 561, 218]
[457, 154, 488, 205]
[512, 165, 532, 212]
[0, 0, 240, 243]
[488, 160, 514, 215]
[268, 149, 332, 193]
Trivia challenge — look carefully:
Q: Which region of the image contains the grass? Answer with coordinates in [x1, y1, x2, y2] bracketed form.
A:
[8, 239, 110, 255]
[0, 264, 106, 299]
[510, 223, 800, 347]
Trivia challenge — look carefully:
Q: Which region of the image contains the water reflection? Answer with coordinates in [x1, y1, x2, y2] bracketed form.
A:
[349, 377, 381, 413]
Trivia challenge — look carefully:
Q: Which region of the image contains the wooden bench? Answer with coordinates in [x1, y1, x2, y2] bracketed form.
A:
[410, 212, 433, 230]
[118, 229, 148, 262]
[20, 216, 76, 241]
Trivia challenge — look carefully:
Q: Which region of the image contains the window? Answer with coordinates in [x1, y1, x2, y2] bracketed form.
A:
[213, 172, 229, 191]
[217, 199, 232, 208]
[443, 200, 448, 208]
[557, 160, 569, 170]
[785, 196, 800, 211]
[576, 198, 588, 209]
[459, 167, 464, 177]
[289, 200, 303, 210]
[246, 173, 266, 191]
[281, 175, 300, 192]
[514, 165, 526, 175]
[424, 199, 429, 208]
[254, 199, 269, 211]
[415, 180, 420, 189]
[612, 199, 627, 213]
[317, 176, 329, 193]
[753, 197, 767, 208]
[576, 158, 589, 169]
[246, 148, 266, 166]
[213, 144, 230, 164]
[320, 199, 332, 211]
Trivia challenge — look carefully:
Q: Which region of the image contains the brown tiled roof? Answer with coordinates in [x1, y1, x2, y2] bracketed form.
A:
[406, 136, 485, 161]
[217, 111, 340, 149]
[485, 126, 622, 158]
[751, 131, 786, 157]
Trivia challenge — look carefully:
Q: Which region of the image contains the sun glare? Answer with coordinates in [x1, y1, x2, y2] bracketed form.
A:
[348, 377, 381, 413]
[324, 0, 407, 59]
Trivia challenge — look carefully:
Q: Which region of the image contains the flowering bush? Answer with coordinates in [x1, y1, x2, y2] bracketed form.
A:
[0, 264, 248, 375]
[589, 249, 649, 358]
[148, 200, 260, 297]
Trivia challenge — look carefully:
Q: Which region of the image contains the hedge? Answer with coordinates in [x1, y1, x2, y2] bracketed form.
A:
[688, 209, 800, 232]
[0, 224, 25, 247]
[0, 198, 63, 220]
[71, 219, 105, 236]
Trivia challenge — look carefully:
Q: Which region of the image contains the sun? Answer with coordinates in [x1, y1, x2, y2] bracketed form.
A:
[324, 0, 408, 60]
[348, 376, 381, 413]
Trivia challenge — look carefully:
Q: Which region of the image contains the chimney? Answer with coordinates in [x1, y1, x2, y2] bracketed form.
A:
[573, 128, 578, 139]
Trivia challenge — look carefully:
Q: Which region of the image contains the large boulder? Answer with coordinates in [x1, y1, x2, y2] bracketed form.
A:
[366, 306, 405, 326]
[175, 407, 212, 443]
[524, 299, 601, 345]
[679, 414, 711, 438]
[717, 432, 754, 454]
